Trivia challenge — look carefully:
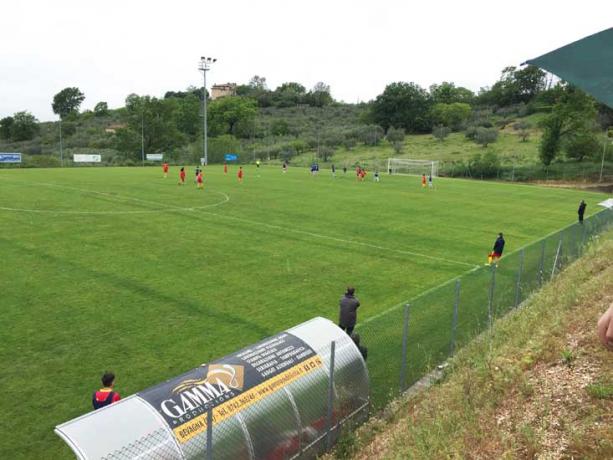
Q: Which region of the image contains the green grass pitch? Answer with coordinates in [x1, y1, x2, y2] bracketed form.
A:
[0, 165, 607, 458]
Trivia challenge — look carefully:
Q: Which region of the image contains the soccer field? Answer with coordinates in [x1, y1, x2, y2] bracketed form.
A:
[0, 165, 608, 458]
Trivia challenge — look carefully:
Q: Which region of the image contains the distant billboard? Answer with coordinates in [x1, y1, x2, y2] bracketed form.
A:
[224, 154, 238, 161]
[73, 154, 101, 163]
[146, 153, 163, 161]
[0, 153, 22, 163]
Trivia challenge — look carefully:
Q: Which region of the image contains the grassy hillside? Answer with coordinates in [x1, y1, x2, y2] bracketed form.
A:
[335, 230, 613, 459]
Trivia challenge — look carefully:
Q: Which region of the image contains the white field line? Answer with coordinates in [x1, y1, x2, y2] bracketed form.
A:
[0, 178, 229, 213]
[0, 177, 476, 268]
[198, 209, 477, 268]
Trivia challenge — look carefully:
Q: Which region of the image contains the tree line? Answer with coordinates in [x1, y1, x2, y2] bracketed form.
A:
[1, 65, 611, 167]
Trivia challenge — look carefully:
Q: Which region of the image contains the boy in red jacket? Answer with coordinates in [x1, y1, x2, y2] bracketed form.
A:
[93, 371, 121, 410]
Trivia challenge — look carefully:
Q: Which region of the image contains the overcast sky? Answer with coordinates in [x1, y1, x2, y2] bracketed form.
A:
[1, 0, 611, 121]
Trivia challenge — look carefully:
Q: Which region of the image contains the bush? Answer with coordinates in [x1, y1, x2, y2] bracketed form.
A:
[432, 125, 451, 142]
[468, 151, 500, 178]
[474, 127, 499, 147]
[26, 155, 60, 168]
[464, 125, 478, 140]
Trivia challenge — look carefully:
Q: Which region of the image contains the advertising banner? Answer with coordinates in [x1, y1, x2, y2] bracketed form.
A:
[0, 153, 22, 163]
[73, 154, 101, 163]
[224, 154, 238, 161]
[146, 153, 164, 161]
[138, 331, 322, 444]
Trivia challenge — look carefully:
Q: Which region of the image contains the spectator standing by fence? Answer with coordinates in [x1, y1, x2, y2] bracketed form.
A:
[487, 233, 505, 266]
[578, 200, 587, 224]
[339, 286, 360, 335]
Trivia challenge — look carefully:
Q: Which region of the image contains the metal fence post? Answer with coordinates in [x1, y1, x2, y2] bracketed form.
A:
[550, 236, 562, 280]
[450, 280, 461, 355]
[399, 304, 411, 392]
[572, 224, 580, 260]
[488, 265, 496, 330]
[514, 249, 524, 308]
[551, 238, 563, 280]
[537, 239, 546, 287]
[206, 406, 213, 460]
[326, 340, 336, 450]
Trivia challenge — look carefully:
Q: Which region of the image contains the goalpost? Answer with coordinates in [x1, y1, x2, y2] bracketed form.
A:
[387, 158, 439, 177]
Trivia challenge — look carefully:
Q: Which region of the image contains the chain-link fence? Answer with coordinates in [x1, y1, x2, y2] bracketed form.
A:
[357, 209, 613, 411]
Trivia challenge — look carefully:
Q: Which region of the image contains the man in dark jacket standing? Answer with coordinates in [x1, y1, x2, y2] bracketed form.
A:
[488, 233, 505, 266]
[339, 286, 360, 335]
[578, 200, 587, 224]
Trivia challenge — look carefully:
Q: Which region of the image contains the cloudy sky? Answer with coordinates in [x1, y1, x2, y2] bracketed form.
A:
[1, 0, 611, 121]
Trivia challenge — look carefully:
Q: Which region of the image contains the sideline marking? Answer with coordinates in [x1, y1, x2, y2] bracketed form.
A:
[0, 176, 476, 268]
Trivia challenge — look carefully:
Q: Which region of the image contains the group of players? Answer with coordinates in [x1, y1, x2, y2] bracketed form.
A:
[164, 162, 245, 188]
[162, 161, 437, 191]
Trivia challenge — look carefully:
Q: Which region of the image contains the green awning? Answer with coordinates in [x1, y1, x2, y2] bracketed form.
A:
[525, 28, 613, 108]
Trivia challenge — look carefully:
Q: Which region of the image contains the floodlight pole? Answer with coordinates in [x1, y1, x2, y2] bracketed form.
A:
[199, 57, 216, 166]
[59, 118, 63, 167]
[141, 110, 145, 166]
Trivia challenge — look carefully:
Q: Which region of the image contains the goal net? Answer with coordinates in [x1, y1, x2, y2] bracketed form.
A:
[387, 158, 439, 177]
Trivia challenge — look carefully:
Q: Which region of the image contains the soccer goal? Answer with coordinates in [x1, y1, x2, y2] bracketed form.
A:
[387, 158, 439, 177]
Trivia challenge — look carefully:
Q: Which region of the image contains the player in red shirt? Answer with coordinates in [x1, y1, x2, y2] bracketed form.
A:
[197, 171, 204, 189]
[224, 162, 228, 174]
[178, 167, 186, 185]
[162, 162, 169, 178]
[238, 166, 243, 182]
[93, 371, 121, 410]
[421, 174, 427, 188]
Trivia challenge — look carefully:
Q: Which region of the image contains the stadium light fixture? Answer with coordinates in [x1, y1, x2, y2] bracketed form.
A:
[198, 56, 217, 166]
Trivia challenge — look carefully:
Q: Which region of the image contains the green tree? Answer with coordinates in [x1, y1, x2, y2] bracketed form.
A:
[208, 96, 257, 137]
[432, 125, 451, 141]
[305, 82, 333, 107]
[357, 124, 385, 145]
[539, 117, 563, 165]
[538, 86, 596, 165]
[271, 119, 290, 136]
[52, 87, 85, 119]
[273, 82, 306, 107]
[174, 94, 201, 138]
[386, 126, 405, 153]
[10, 111, 39, 141]
[0, 116, 14, 139]
[564, 131, 600, 161]
[429, 82, 474, 104]
[512, 120, 531, 142]
[371, 82, 432, 133]
[94, 102, 109, 116]
[430, 102, 471, 129]
[478, 66, 546, 107]
[115, 94, 185, 158]
[474, 127, 499, 147]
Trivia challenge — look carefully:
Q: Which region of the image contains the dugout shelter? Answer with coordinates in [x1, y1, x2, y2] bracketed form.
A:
[55, 317, 369, 460]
